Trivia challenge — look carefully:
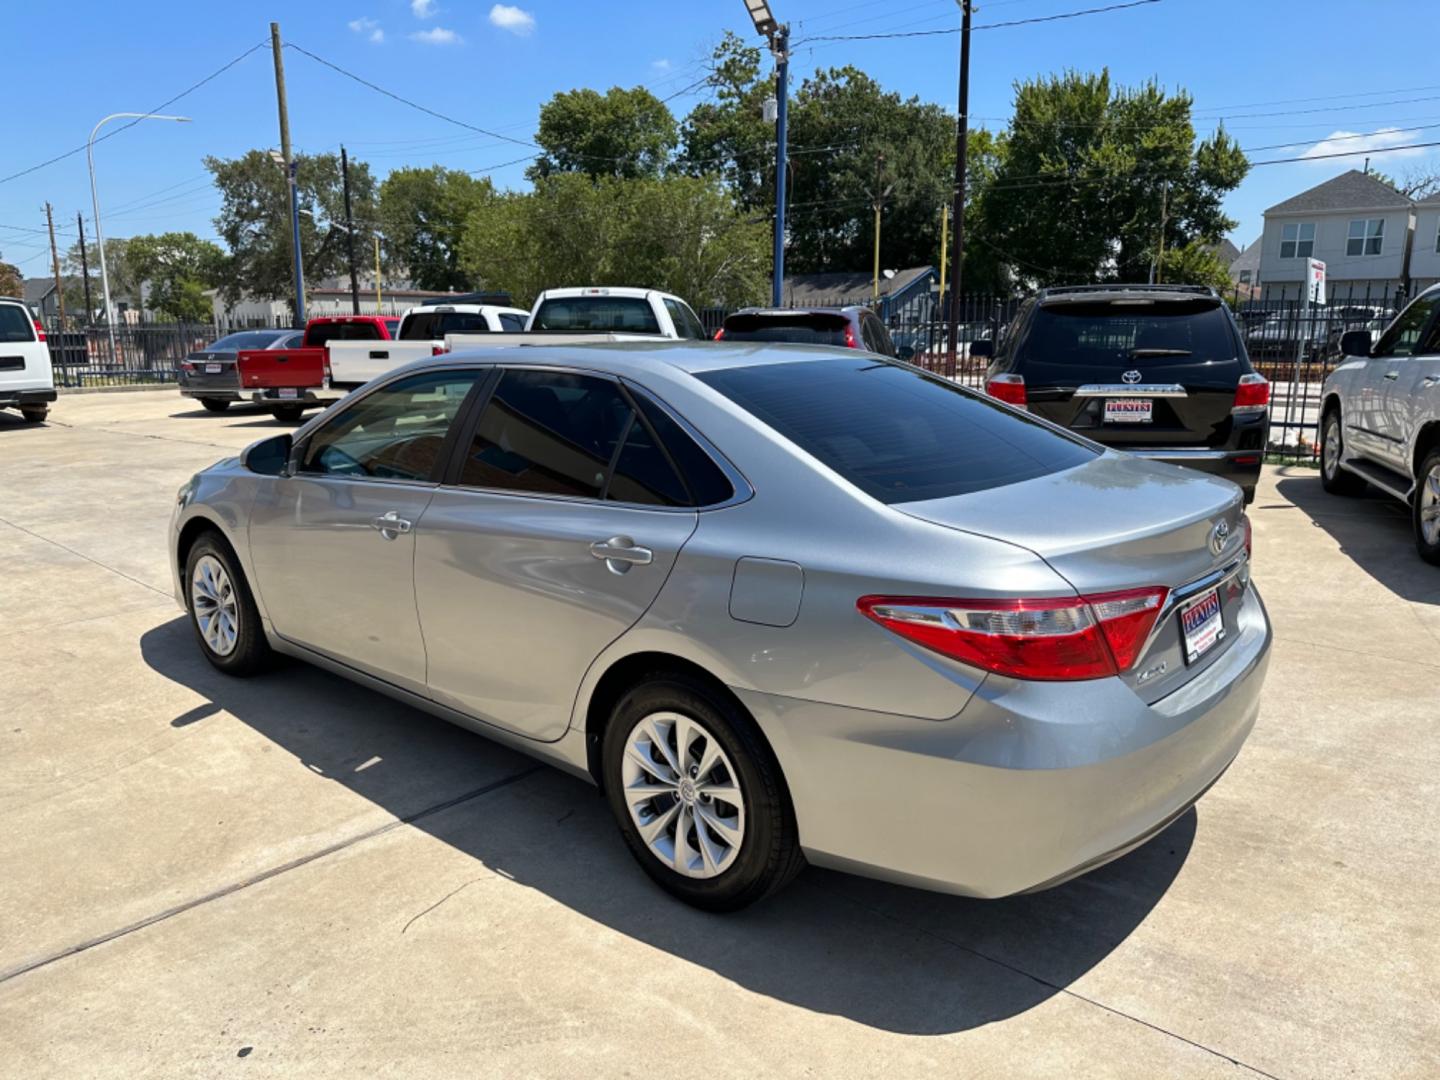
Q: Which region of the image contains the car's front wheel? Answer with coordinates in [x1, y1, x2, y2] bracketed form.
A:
[184, 532, 270, 675]
[1414, 448, 1440, 565]
[200, 398, 230, 413]
[20, 405, 48, 424]
[602, 672, 804, 911]
[1321, 409, 1366, 495]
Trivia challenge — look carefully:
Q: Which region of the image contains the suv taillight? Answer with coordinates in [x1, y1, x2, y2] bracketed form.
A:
[844, 325, 857, 348]
[33, 320, 46, 342]
[1233, 373, 1269, 413]
[986, 373, 1027, 407]
[432, 344, 446, 356]
[858, 587, 1168, 681]
[713, 328, 726, 341]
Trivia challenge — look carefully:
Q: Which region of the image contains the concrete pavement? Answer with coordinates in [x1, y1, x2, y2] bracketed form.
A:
[1, 390, 1436, 1078]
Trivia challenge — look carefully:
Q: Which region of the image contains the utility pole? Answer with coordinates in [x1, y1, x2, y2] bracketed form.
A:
[870, 153, 892, 301]
[938, 203, 949, 309]
[44, 203, 67, 331]
[946, 0, 973, 374]
[341, 145, 360, 315]
[76, 213, 94, 322]
[270, 22, 306, 326]
[1151, 181, 1170, 285]
[772, 25, 789, 307]
[375, 234, 382, 311]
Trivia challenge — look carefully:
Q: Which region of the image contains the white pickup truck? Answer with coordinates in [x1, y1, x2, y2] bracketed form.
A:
[0, 297, 56, 423]
[326, 303, 529, 389]
[444, 286, 710, 353]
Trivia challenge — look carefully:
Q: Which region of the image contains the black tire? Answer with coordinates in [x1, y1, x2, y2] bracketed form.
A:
[20, 405, 48, 423]
[1414, 447, 1440, 566]
[1241, 485, 1255, 506]
[1320, 408, 1366, 496]
[183, 531, 270, 676]
[200, 397, 230, 413]
[270, 404, 305, 422]
[602, 671, 804, 911]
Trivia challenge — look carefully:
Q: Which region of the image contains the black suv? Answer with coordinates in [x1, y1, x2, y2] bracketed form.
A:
[977, 284, 1269, 502]
[717, 306, 898, 357]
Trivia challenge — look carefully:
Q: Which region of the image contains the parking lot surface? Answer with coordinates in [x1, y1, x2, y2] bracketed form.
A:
[3, 390, 1437, 1078]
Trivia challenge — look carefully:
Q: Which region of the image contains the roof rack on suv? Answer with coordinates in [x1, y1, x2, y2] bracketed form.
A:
[1037, 283, 1218, 299]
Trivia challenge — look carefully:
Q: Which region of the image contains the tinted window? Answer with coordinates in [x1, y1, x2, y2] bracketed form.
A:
[209, 330, 284, 351]
[306, 321, 385, 346]
[301, 371, 478, 482]
[384, 319, 400, 337]
[869, 318, 895, 357]
[1017, 301, 1240, 380]
[400, 311, 494, 340]
[499, 313, 526, 333]
[608, 415, 689, 506]
[721, 312, 849, 346]
[1372, 294, 1439, 358]
[698, 357, 1097, 504]
[531, 297, 661, 333]
[277, 332, 306, 348]
[459, 370, 633, 498]
[0, 304, 37, 343]
[663, 298, 706, 340]
[633, 391, 735, 506]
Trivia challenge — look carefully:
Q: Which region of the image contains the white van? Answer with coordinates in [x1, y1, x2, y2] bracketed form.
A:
[0, 298, 56, 423]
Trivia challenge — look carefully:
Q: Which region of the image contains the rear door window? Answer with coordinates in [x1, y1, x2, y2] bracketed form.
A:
[0, 304, 37, 343]
[1017, 300, 1242, 383]
[531, 297, 661, 333]
[307, 321, 385, 346]
[720, 312, 850, 346]
[698, 357, 1096, 503]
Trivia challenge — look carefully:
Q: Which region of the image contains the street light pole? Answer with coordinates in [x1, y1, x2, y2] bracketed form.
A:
[87, 111, 191, 361]
[744, 1, 788, 307]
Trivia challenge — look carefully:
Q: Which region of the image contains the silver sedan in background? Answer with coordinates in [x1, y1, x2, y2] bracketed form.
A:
[170, 342, 1271, 910]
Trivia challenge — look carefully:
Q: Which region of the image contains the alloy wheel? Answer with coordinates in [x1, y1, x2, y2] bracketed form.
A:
[1323, 418, 1341, 478]
[1422, 465, 1440, 547]
[621, 711, 746, 879]
[191, 554, 239, 657]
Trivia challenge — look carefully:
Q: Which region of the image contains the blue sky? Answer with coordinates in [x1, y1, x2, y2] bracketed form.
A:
[3, 0, 1439, 277]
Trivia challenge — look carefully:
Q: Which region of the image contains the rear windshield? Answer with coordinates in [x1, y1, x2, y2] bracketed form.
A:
[306, 321, 385, 346]
[531, 297, 661, 334]
[1019, 300, 1240, 381]
[210, 331, 285, 351]
[697, 357, 1097, 503]
[399, 311, 495, 340]
[722, 312, 849, 346]
[0, 304, 37, 343]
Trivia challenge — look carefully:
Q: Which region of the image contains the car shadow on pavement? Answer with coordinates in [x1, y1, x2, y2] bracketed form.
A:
[140, 616, 1193, 1036]
[1274, 469, 1440, 604]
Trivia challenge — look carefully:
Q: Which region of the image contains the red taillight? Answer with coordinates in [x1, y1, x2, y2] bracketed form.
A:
[1233, 373, 1269, 412]
[857, 587, 1168, 681]
[432, 344, 446, 356]
[713, 328, 725, 341]
[986, 373, 1027, 407]
[33, 320, 46, 342]
[845, 325, 857, 348]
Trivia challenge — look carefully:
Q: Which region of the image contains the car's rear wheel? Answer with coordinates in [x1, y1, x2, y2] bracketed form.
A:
[270, 405, 305, 422]
[602, 672, 804, 911]
[1415, 449, 1440, 565]
[200, 398, 230, 413]
[184, 533, 269, 676]
[20, 405, 48, 423]
[1321, 409, 1366, 495]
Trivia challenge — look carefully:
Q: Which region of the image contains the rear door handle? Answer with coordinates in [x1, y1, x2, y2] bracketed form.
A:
[371, 511, 413, 539]
[589, 536, 653, 573]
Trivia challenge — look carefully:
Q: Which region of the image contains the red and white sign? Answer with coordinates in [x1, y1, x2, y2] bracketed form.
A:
[1307, 258, 1326, 305]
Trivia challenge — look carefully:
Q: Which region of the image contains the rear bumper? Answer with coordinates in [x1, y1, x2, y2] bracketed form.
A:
[250, 387, 343, 407]
[1126, 447, 1263, 489]
[0, 388, 57, 407]
[738, 581, 1271, 898]
[178, 371, 241, 399]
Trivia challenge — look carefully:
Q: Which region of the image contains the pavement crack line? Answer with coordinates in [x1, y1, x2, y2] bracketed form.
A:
[0, 765, 543, 987]
[830, 890, 1285, 1080]
[401, 875, 490, 934]
[44, 416, 234, 452]
[0, 515, 171, 600]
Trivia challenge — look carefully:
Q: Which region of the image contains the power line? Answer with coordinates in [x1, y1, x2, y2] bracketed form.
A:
[794, 0, 1160, 44]
[0, 41, 267, 188]
[1239, 124, 1440, 154]
[1248, 139, 1440, 166]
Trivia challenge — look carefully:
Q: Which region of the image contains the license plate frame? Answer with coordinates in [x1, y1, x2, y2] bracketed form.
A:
[277, 388, 299, 399]
[1179, 586, 1224, 664]
[204, 363, 222, 374]
[1104, 398, 1153, 423]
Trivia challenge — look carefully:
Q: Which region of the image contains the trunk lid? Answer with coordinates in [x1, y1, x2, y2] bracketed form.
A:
[236, 346, 327, 390]
[896, 452, 1248, 701]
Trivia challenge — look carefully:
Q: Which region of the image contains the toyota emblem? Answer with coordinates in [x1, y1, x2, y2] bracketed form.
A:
[1122, 369, 1142, 384]
[1209, 519, 1231, 556]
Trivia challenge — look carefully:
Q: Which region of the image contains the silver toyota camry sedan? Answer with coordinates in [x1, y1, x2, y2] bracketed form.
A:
[170, 342, 1271, 911]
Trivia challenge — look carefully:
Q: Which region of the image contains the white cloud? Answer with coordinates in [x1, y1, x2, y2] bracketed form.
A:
[410, 26, 461, 45]
[652, 58, 671, 71]
[1300, 127, 1424, 165]
[411, 0, 437, 16]
[489, 3, 536, 35]
[348, 17, 384, 43]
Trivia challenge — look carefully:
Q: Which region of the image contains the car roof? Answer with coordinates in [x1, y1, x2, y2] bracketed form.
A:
[1037, 284, 1219, 305]
[726, 306, 863, 318]
[417, 340, 863, 380]
[402, 304, 528, 317]
[535, 287, 669, 302]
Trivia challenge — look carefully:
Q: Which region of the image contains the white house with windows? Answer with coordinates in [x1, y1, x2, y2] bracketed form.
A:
[1256, 170, 1414, 304]
[1410, 192, 1440, 294]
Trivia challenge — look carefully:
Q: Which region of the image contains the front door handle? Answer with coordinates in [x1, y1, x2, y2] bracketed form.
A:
[589, 535, 653, 573]
[371, 510, 413, 540]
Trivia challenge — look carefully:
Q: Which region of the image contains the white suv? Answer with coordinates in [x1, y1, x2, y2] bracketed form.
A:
[0, 298, 56, 423]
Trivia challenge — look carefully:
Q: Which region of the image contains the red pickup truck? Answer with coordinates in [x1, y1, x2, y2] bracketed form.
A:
[236, 315, 399, 421]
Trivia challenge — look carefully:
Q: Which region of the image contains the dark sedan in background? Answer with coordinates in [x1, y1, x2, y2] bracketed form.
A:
[178, 329, 304, 412]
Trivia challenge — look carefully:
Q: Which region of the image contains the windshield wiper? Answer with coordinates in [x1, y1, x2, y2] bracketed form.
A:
[1129, 347, 1191, 357]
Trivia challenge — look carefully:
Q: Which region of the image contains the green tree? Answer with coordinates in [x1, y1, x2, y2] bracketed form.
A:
[206, 150, 379, 314]
[677, 33, 772, 207]
[63, 235, 137, 314]
[126, 231, 224, 321]
[979, 71, 1248, 288]
[529, 86, 678, 182]
[0, 258, 22, 299]
[1158, 239, 1233, 292]
[378, 166, 491, 291]
[459, 173, 767, 309]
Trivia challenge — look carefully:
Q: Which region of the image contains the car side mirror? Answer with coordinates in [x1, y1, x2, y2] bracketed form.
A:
[1339, 330, 1372, 358]
[969, 338, 994, 359]
[896, 344, 916, 361]
[241, 433, 293, 476]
